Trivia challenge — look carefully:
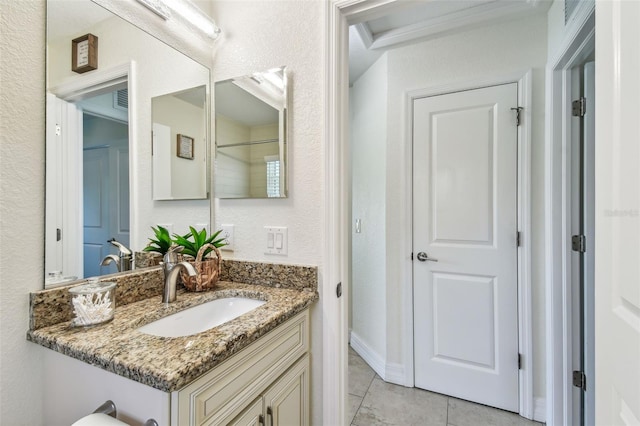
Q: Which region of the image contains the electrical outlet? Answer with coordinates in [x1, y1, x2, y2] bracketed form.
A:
[220, 224, 234, 251]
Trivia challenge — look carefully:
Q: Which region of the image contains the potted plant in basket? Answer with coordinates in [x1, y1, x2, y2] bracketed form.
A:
[173, 226, 228, 292]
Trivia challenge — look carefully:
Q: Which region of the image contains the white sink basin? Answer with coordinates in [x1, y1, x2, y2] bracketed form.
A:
[137, 297, 266, 338]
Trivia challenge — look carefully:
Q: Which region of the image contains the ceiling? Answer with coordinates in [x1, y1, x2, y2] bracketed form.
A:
[349, 0, 551, 84]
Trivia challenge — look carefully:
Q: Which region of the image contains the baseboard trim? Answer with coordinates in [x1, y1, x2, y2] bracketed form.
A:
[384, 362, 405, 386]
[533, 397, 546, 423]
[349, 331, 386, 380]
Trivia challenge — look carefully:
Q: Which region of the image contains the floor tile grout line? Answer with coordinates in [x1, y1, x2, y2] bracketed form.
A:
[351, 373, 375, 425]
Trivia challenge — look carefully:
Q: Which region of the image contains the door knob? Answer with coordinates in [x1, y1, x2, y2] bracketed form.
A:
[416, 252, 438, 262]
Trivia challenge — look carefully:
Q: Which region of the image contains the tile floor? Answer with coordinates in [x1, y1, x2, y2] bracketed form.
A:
[348, 347, 544, 426]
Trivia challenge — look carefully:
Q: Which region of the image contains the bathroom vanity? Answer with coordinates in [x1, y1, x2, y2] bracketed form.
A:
[28, 260, 318, 425]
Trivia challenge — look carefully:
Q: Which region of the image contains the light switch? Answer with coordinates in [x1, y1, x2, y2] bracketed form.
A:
[264, 226, 288, 255]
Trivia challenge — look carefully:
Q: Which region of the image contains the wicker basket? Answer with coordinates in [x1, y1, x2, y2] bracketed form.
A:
[180, 243, 222, 292]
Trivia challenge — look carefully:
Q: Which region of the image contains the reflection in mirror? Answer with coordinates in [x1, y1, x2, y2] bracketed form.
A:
[215, 67, 288, 199]
[152, 86, 208, 200]
[45, 0, 211, 286]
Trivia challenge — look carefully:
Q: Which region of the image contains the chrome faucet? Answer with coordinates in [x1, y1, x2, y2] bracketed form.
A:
[100, 254, 121, 270]
[100, 239, 133, 272]
[109, 238, 132, 271]
[162, 245, 196, 303]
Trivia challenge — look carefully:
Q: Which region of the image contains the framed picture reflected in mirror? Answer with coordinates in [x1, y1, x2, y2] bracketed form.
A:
[177, 134, 194, 160]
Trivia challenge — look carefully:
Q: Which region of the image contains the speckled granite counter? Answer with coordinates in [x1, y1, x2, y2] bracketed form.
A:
[27, 261, 318, 393]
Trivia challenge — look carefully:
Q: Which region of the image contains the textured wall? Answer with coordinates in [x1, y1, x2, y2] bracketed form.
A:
[0, 1, 46, 424]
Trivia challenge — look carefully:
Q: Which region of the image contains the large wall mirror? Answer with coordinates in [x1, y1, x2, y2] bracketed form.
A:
[46, 0, 211, 285]
[215, 67, 288, 199]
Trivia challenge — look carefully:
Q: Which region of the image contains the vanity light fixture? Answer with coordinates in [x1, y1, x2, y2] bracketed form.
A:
[136, 0, 221, 40]
[134, 0, 171, 20]
[168, 0, 222, 40]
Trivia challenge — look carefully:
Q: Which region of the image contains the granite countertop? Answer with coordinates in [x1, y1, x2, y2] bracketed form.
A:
[28, 279, 318, 393]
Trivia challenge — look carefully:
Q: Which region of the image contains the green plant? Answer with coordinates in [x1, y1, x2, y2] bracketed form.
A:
[142, 225, 173, 256]
[172, 226, 227, 258]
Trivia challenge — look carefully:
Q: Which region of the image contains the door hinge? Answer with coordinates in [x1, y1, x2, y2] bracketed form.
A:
[511, 107, 523, 126]
[572, 234, 586, 253]
[516, 232, 522, 247]
[573, 370, 587, 391]
[336, 282, 342, 298]
[572, 97, 586, 117]
[56, 228, 62, 242]
[55, 124, 61, 136]
[518, 353, 522, 370]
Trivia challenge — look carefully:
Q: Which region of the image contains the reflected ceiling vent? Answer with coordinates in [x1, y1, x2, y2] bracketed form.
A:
[113, 89, 128, 111]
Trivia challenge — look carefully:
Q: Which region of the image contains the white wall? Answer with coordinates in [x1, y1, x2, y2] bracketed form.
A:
[210, 1, 324, 423]
[248, 124, 279, 197]
[348, 14, 548, 399]
[152, 96, 207, 200]
[350, 53, 388, 370]
[215, 114, 252, 197]
[0, 1, 46, 424]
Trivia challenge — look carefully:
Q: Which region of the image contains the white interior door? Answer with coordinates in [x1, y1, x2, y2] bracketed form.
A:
[595, 1, 640, 424]
[413, 83, 519, 412]
[45, 94, 83, 280]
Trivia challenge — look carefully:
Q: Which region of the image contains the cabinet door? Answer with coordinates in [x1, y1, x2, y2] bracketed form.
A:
[263, 355, 309, 426]
[226, 397, 264, 426]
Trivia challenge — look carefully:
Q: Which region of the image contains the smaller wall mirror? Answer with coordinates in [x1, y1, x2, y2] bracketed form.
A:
[152, 85, 208, 200]
[215, 66, 288, 199]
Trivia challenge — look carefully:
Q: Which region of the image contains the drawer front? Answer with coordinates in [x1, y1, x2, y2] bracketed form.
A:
[176, 310, 309, 426]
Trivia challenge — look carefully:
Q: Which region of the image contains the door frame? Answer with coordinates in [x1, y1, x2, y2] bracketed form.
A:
[404, 73, 533, 417]
[325, 0, 537, 423]
[544, 3, 595, 425]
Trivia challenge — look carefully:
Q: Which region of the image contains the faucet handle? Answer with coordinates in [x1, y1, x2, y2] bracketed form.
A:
[108, 238, 132, 256]
[163, 245, 184, 264]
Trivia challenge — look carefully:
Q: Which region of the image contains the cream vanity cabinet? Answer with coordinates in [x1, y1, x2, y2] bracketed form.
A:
[174, 310, 310, 425]
[41, 309, 310, 426]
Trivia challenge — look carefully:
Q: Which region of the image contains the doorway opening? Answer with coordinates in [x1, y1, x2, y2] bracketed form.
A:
[544, 6, 595, 424]
[79, 90, 130, 277]
[345, 6, 537, 422]
[569, 58, 595, 426]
